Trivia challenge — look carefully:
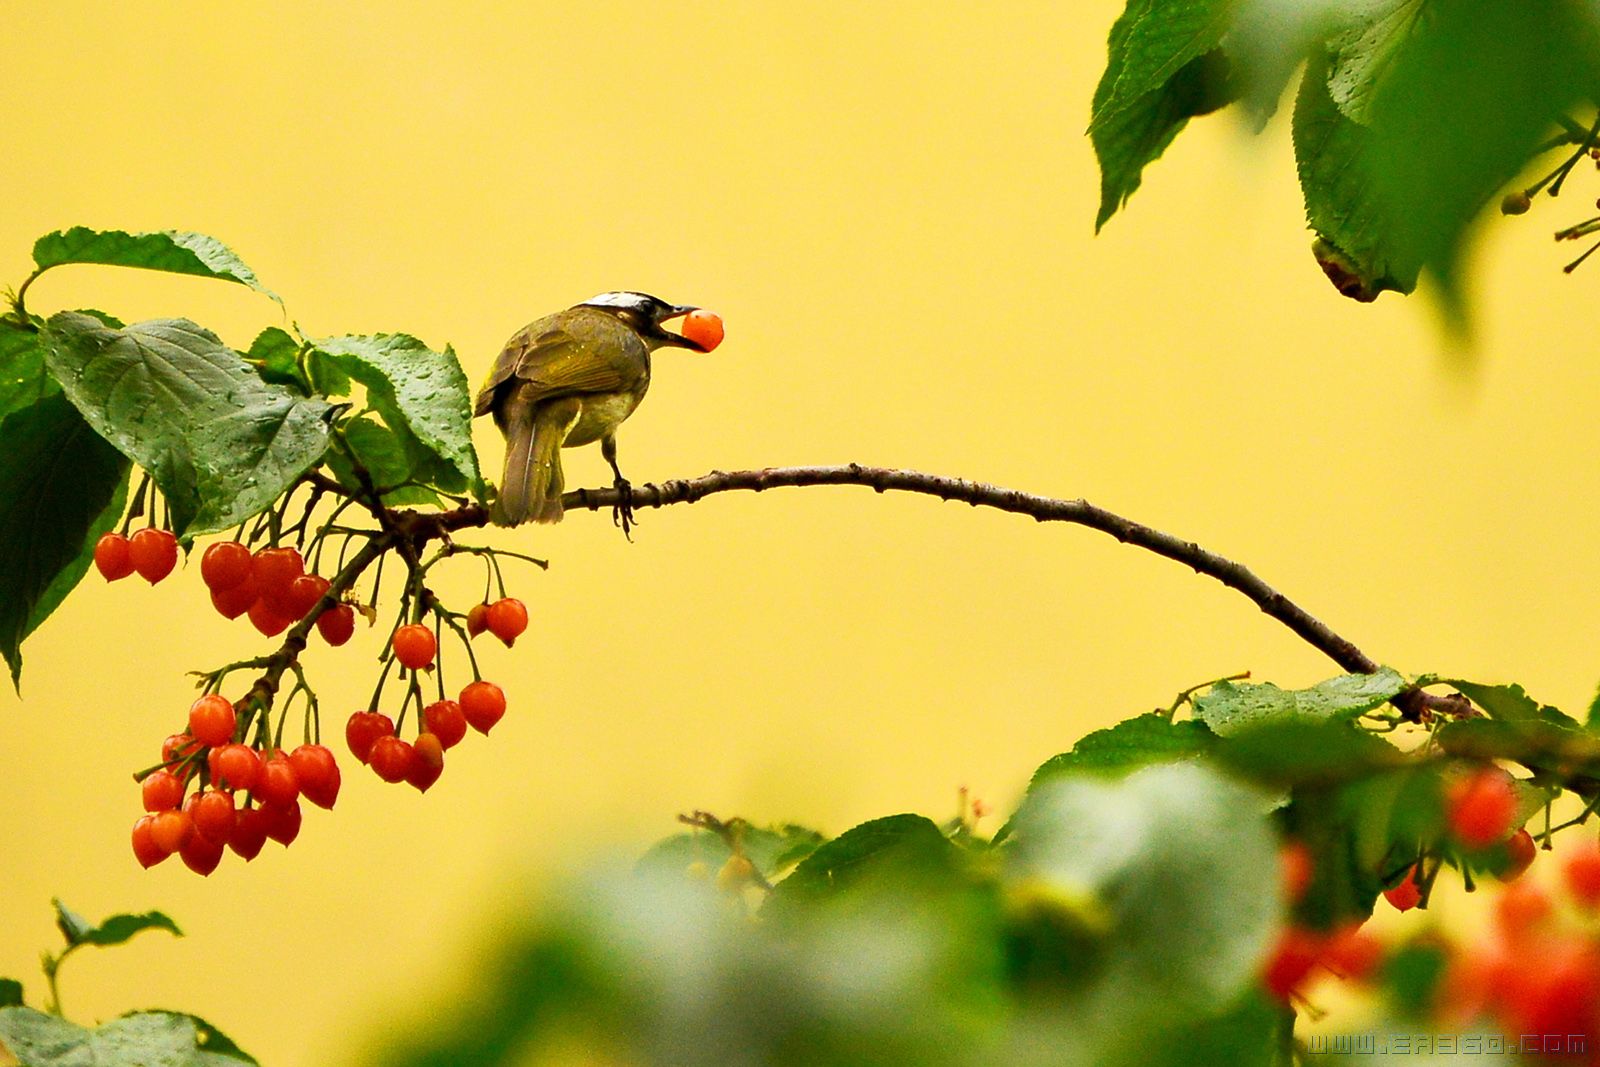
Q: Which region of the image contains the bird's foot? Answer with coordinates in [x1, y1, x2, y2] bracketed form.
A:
[611, 477, 637, 541]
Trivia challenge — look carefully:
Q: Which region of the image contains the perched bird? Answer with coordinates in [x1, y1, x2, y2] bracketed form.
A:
[475, 292, 710, 531]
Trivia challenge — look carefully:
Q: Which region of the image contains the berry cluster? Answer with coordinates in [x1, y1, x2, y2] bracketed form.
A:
[107, 514, 535, 873]
[1263, 763, 1545, 1004]
[93, 529, 178, 584]
[131, 694, 340, 874]
[200, 541, 354, 645]
[340, 618, 512, 795]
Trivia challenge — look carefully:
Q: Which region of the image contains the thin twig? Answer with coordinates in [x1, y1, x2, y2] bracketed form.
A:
[562, 465, 1448, 720]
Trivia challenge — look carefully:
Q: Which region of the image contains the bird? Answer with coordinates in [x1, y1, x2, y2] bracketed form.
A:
[474, 292, 709, 532]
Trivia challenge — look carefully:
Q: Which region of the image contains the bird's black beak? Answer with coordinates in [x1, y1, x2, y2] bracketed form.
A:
[656, 304, 707, 351]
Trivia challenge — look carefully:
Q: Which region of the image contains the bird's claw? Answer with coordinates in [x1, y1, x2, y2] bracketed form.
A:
[611, 478, 637, 541]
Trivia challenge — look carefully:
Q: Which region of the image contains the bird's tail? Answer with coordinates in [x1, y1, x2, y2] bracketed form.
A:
[495, 398, 579, 527]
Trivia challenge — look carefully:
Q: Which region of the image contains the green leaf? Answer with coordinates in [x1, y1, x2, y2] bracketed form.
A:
[246, 326, 309, 392]
[41, 313, 332, 537]
[1424, 677, 1580, 728]
[1091, 0, 1233, 129]
[1208, 717, 1405, 787]
[1292, 50, 1422, 301]
[1323, 0, 1426, 125]
[1194, 668, 1406, 736]
[1093, 48, 1234, 230]
[52, 899, 92, 944]
[23, 464, 129, 647]
[52, 899, 181, 948]
[0, 980, 22, 1009]
[325, 417, 443, 507]
[1383, 941, 1451, 1019]
[0, 1006, 257, 1066]
[1030, 713, 1215, 783]
[0, 319, 57, 423]
[1588, 680, 1600, 730]
[1436, 716, 1600, 780]
[1007, 762, 1280, 1057]
[1134, 989, 1292, 1067]
[766, 814, 956, 913]
[1356, 0, 1600, 317]
[0, 392, 130, 689]
[312, 335, 480, 496]
[31, 227, 279, 303]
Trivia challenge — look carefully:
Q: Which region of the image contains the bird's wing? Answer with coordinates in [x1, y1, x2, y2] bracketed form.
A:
[474, 313, 641, 416]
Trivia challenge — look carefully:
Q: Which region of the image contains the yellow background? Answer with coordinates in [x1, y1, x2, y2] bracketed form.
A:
[2, 2, 1597, 1064]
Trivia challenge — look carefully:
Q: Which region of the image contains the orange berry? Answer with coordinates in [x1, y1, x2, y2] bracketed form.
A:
[679, 309, 724, 352]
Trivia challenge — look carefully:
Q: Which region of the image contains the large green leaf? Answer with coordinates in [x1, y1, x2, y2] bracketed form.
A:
[765, 814, 956, 913]
[1292, 50, 1422, 301]
[1422, 677, 1581, 728]
[1006, 762, 1280, 1058]
[324, 417, 444, 507]
[41, 313, 332, 537]
[0, 319, 56, 423]
[1093, 48, 1234, 230]
[1029, 713, 1215, 784]
[1090, 0, 1234, 129]
[0, 392, 129, 689]
[1355, 0, 1600, 317]
[0, 1007, 256, 1066]
[30, 227, 278, 303]
[1208, 716, 1405, 787]
[53, 899, 181, 948]
[1194, 667, 1406, 736]
[312, 334, 480, 496]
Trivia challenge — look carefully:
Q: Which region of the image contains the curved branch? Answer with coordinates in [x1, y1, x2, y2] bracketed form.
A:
[561, 464, 1445, 720]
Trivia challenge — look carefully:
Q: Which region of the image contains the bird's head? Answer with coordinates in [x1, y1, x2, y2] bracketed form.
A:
[577, 291, 707, 351]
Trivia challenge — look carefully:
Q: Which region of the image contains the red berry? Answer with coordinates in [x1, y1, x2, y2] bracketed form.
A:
[1280, 840, 1313, 904]
[192, 790, 236, 843]
[188, 694, 237, 747]
[1261, 926, 1323, 1001]
[391, 624, 437, 670]
[94, 532, 134, 581]
[1319, 922, 1382, 982]
[131, 814, 168, 868]
[369, 736, 415, 783]
[1564, 841, 1600, 909]
[151, 809, 194, 854]
[1501, 942, 1600, 1037]
[128, 528, 178, 584]
[180, 829, 225, 876]
[262, 800, 302, 846]
[162, 732, 197, 764]
[253, 546, 305, 615]
[141, 770, 185, 812]
[200, 540, 252, 591]
[253, 754, 300, 808]
[1496, 879, 1553, 941]
[486, 598, 528, 647]
[317, 603, 356, 646]
[1384, 865, 1423, 912]
[407, 733, 445, 792]
[422, 700, 467, 749]
[289, 744, 340, 810]
[228, 807, 269, 861]
[466, 603, 490, 638]
[211, 573, 259, 620]
[288, 574, 331, 619]
[248, 598, 293, 638]
[211, 743, 262, 792]
[1499, 827, 1538, 882]
[460, 681, 506, 734]
[346, 711, 394, 764]
[678, 309, 725, 352]
[1447, 767, 1519, 848]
